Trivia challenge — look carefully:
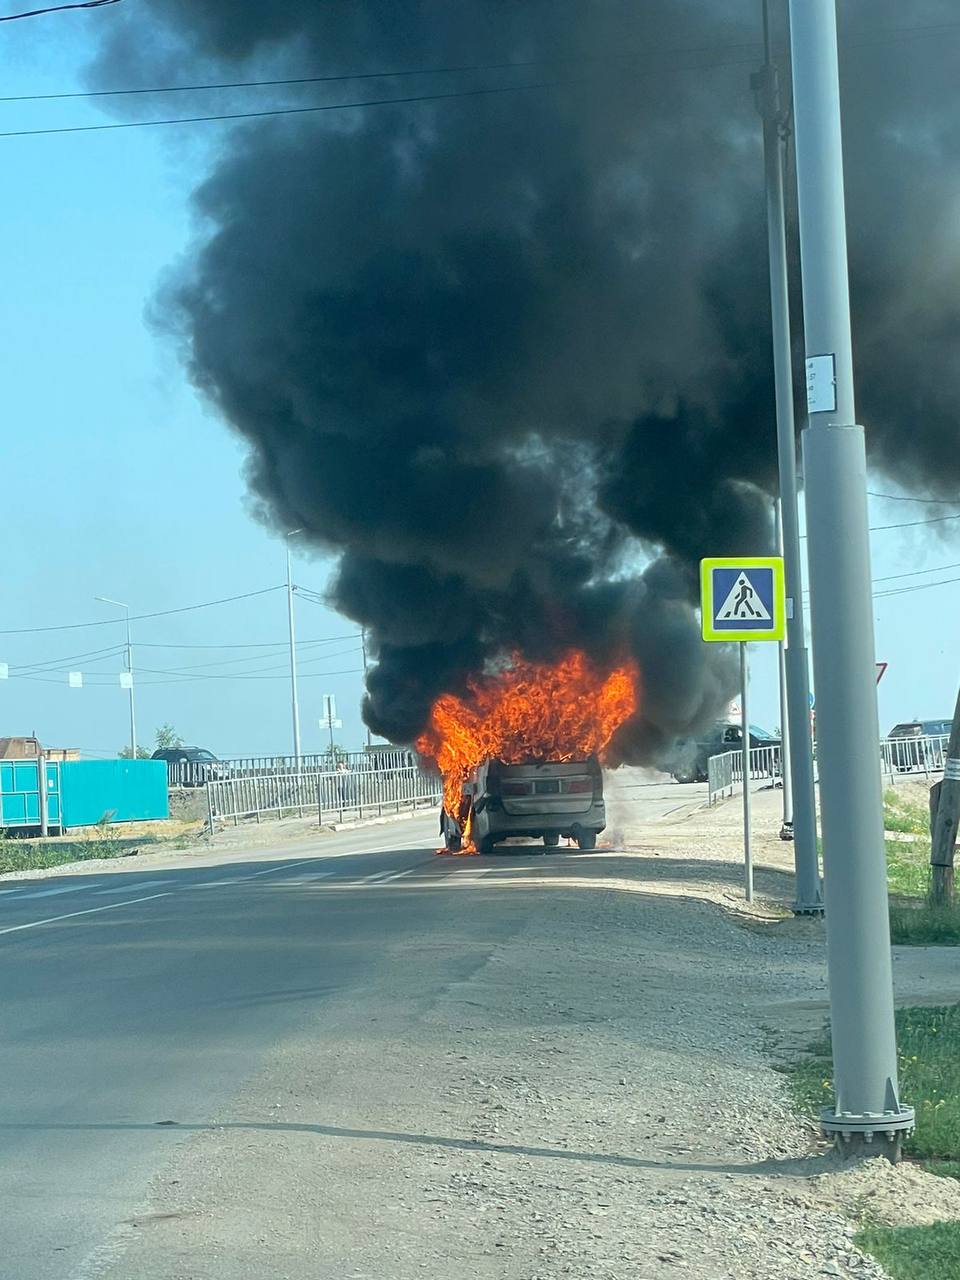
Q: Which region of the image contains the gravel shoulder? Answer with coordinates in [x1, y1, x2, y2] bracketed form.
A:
[76, 782, 960, 1280]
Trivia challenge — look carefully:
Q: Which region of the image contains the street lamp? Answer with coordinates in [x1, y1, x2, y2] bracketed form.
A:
[95, 596, 137, 760]
[285, 532, 303, 769]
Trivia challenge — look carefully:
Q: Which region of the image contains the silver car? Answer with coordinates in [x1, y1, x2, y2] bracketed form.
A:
[442, 756, 605, 854]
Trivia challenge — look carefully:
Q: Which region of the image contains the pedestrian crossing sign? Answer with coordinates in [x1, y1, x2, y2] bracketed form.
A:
[700, 556, 786, 642]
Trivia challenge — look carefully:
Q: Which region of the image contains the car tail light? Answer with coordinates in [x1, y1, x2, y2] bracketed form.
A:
[501, 781, 533, 797]
[564, 777, 594, 794]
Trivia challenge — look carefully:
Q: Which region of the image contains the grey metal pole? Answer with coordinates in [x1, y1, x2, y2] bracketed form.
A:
[754, 18, 822, 912]
[788, 0, 912, 1151]
[286, 543, 302, 770]
[774, 499, 794, 837]
[125, 606, 137, 762]
[360, 629, 373, 750]
[38, 747, 48, 838]
[740, 644, 753, 903]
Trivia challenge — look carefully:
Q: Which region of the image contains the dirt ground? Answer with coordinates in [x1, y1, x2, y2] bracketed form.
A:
[71, 777, 960, 1280]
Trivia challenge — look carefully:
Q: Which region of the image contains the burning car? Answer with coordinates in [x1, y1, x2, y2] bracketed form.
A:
[441, 755, 605, 854]
[419, 650, 637, 856]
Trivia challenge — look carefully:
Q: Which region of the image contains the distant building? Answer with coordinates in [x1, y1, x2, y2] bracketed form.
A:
[0, 736, 80, 761]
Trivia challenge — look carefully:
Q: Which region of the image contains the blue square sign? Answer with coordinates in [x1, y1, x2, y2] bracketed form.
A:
[700, 557, 786, 643]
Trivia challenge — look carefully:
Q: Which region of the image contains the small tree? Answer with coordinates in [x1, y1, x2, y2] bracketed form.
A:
[155, 723, 184, 751]
[119, 744, 151, 760]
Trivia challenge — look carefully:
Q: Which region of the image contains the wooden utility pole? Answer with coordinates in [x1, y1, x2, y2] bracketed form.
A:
[930, 683, 960, 905]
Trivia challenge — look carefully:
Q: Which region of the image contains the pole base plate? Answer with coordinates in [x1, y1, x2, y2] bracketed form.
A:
[821, 1105, 915, 1141]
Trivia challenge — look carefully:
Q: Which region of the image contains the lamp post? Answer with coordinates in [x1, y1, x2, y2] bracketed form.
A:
[286, 531, 303, 769]
[95, 596, 136, 760]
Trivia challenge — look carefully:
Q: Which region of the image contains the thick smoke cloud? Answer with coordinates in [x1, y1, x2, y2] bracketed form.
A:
[91, 1, 960, 755]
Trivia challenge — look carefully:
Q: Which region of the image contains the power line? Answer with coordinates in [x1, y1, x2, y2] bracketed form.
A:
[874, 574, 960, 599]
[136, 632, 360, 651]
[801, 511, 960, 537]
[5, 16, 959, 104]
[867, 490, 960, 506]
[0, 585, 284, 636]
[0, 75, 632, 140]
[0, 0, 118, 20]
[0, 39, 767, 103]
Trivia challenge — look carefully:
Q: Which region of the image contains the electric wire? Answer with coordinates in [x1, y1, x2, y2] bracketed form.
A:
[0, 585, 284, 636]
[0, 0, 118, 20]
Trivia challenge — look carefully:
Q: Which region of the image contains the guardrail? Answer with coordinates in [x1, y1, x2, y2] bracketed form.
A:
[169, 748, 417, 789]
[707, 745, 782, 806]
[707, 751, 736, 805]
[205, 764, 441, 828]
[880, 734, 950, 778]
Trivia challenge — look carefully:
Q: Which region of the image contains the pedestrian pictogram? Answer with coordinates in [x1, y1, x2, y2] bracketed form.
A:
[717, 572, 773, 622]
[700, 557, 786, 643]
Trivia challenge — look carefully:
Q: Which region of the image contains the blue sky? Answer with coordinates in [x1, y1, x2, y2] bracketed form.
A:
[1, 6, 957, 762]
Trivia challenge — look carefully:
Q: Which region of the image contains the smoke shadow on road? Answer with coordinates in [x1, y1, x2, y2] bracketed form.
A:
[0, 1119, 838, 1180]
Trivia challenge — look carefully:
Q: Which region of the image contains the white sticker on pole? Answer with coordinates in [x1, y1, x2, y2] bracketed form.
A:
[119, 671, 133, 689]
[806, 353, 837, 414]
[945, 758, 960, 782]
[68, 671, 83, 688]
[0, 662, 7, 680]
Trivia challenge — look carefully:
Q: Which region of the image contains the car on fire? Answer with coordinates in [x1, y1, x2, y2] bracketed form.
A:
[441, 755, 605, 854]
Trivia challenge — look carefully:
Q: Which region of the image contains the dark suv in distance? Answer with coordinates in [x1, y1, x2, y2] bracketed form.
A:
[886, 720, 952, 771]
[670, 723, 781, 784]
[152, 747, 225, 787]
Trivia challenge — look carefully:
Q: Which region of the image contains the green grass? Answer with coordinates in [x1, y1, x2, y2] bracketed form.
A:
[853, 1222, 960, 1280]
[884, 788, 932, 836]
[0, 831, 154, 874]
[880, 790, 960, 943]
[786, 1005, 960, 1277]
[890, 903, 960, 946]
[788, 1005, 960, 1166]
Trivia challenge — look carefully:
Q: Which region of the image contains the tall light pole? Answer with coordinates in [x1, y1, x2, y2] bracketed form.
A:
[95, 596, 136, 760]
[285, 531, 303, 769]
[753, 0, 821, 912]
[360, 628, 373, 750]
[788, 0, 912, 1153]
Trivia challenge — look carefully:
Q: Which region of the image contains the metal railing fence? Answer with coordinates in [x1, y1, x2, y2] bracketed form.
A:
[707, 745, 782, 806]
[880, 733, 950, 778]
[707, 751, 736, 805]
[206, 764, 441, 828]
[169, 747, 416, 789]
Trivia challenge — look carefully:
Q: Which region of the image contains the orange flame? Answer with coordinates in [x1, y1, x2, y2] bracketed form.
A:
[417, 650, 639, 820]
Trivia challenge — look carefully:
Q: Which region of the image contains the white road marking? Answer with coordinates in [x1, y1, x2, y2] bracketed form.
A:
[0, 828, 438, 938]
[0, 893, 173, 937]
[94, 880, 169, 896]
[369, 868, 416, 884]
[4, 883, 92, 900]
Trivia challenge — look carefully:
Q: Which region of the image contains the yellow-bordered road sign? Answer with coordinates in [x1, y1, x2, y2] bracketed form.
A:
[700, 556, 786, 642]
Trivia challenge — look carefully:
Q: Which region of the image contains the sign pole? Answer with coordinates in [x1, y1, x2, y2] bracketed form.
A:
[754, 32, 821, 909]
[740, 643, 753, 902]
[788, 0, 912, 1152]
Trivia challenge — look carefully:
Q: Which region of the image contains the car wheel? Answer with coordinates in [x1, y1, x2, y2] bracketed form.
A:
[672, 770, 695, 785]
[543, 832, 560, 848]
[445, 833, 462, 853]
[477, 835, 495, 855]
[576, 831, 598, 851]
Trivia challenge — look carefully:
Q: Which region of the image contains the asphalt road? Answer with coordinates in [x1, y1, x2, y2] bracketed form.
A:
[0, 782, 701, 1279]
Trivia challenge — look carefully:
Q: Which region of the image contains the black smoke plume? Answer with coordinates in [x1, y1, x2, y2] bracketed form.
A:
[91, 1, 960, 756]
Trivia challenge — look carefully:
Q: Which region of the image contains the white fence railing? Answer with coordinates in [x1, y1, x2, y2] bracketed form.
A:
[880, 734, 950, 778]
[707, 745, 782, 806]
[708, 734, 952, 807]
[169, 748, 416, 789]
[206, 764, 441, 828]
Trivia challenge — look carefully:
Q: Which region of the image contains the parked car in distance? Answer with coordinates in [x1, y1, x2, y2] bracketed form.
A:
[670, 722, 781, 784]
[886, 720, 953, 771]
[442, 756, 605, 854]
[152, 746, 225, 786]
